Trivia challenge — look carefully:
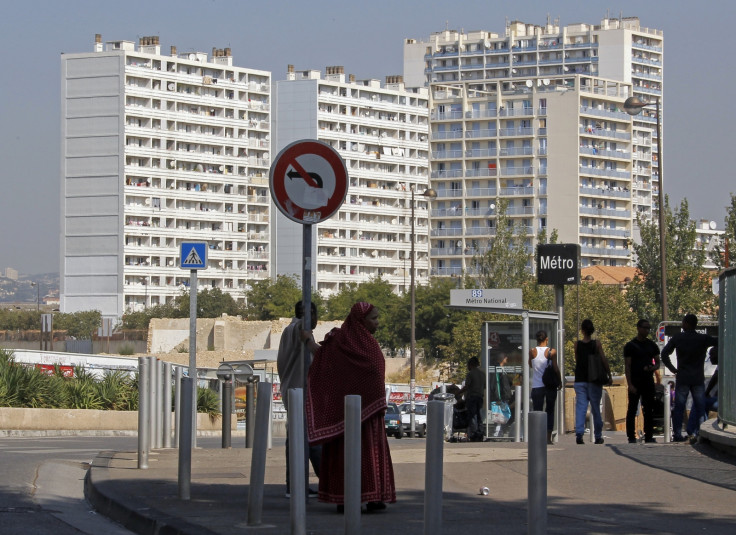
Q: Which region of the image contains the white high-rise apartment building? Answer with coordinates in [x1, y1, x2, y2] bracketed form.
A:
[404, 16, 663, 269]
[273, 66, 430, 295]
[61, 35, 271, 318]
[427, 75, 634, 272]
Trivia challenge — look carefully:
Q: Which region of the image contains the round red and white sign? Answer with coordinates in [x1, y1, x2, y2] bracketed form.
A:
[269, 139, 348, 224]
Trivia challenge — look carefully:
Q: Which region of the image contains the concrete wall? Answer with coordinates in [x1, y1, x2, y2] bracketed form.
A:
[0, 407, 236, 434]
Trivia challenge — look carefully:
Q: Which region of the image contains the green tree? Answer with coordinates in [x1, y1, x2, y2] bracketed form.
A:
[469, 198, 533, 289]
[243, 275, 304, 320]
[54, 310, 102, 340]
[713, 193, 736, 269]
[627, 196, 713, 325]
[176, 287, 241, 318]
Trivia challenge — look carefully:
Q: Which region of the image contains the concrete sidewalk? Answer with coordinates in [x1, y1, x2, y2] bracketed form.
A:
[86, 430, 736, 535]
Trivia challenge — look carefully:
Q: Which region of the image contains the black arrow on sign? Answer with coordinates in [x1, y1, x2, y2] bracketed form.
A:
[287, 170, 323, 188]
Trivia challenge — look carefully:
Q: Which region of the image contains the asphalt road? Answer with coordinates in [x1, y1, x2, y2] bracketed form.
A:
[0, 435, 226, 535]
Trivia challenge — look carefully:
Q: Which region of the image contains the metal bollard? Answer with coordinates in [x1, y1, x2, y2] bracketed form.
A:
[424, 401, 444, 535]
[528, 411, 547, 535]
[287, 388, 306, 535]
[178, 376, 193, 500]
[156, 359, 164, 449]
[345, 395, 361, 534]
[147, 356, 157, 450]
[137, 357, 150, 469]
[245, 376, 257, 448]
[163, 362, 172, 448]
[247, 381, 272, 526]
[664, 382, 671, 443]
[174, 366, 182, 448]
[221, 377, 232, 449]
[514, 385, 522, 442]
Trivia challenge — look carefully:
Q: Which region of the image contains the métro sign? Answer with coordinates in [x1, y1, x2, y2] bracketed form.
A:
[536, 243, 580, 285]
[269, 139, 348, 225]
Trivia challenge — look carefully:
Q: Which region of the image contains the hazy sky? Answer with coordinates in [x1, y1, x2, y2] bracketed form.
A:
[1, 0, 734, 275]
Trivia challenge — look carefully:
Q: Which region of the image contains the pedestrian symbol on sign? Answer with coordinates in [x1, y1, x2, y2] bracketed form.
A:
[184, 248, 202, 266]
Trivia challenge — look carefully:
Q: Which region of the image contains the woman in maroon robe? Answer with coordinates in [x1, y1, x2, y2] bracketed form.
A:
[305, 302, 395, 512]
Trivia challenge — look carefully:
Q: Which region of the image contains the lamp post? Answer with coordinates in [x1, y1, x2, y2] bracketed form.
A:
[30, 282, 40, 312]
[624, 95, 667, 321]
[410, 186, 436, 437]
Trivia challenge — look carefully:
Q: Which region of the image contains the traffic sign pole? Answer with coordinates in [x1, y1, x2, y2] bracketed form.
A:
[189, 269, 197, 448]
[302, 223, 312, 500]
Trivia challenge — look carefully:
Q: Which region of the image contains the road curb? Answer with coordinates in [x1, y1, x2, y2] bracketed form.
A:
[84, 450, 219, 535]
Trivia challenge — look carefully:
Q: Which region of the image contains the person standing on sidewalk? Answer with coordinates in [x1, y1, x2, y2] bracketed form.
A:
[277, 300, 321, 498]
[305, 302, 395, 513]
[661, 314, 718, 442]
[624, 319, 661, 443]
[458, 356, 486, 442]
[529, 330, 561, 445]
[574, 319, 612, 445]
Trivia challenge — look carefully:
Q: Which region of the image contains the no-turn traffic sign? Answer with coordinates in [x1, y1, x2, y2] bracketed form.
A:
[269, 139, 348, 224]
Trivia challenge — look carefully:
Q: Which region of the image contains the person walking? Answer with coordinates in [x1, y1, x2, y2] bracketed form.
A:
[574, 319, 612, 445]
[624, 319, 661, 444]
[661, 314, 718, 442]
[277, 301, 321, 498]
[305, 302, 395, 513]
[529, 330, 561, 445]
[458, 356, 486, 442]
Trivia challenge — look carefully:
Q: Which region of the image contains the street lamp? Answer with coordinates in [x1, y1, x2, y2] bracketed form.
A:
[624, 95, 667, 321]
[30, 282, 40, 312]
[410, 186, 437, 437]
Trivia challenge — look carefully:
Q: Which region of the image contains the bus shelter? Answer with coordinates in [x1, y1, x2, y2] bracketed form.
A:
[448, 290, 561, 442]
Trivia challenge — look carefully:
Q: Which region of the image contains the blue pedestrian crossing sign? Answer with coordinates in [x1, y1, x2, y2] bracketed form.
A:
[180, 242, 208, 270]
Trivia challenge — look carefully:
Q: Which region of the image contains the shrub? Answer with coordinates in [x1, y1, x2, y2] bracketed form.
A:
[118, 344, 135, 356]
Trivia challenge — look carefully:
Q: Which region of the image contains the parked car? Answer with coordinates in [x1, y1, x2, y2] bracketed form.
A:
[399, 402, 428, 438]
[384, 403, 401, 438]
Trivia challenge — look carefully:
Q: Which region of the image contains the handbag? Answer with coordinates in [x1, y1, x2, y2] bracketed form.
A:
[542, 358, 560, 389]
[587, 341, 609, 385]
[490, 401, 511, 424]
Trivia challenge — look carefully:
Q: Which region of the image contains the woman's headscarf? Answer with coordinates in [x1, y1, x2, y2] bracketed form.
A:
[306, 302, 387, 443]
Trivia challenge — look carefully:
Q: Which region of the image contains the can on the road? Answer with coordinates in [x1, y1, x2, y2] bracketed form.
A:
[479, 486, 490, 496]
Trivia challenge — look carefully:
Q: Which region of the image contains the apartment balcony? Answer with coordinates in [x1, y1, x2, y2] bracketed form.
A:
[579, 186, 631, 199]
[465, 227, 497, 236]
[431, 150, 464, 159]
[431, 247, 464, 256]
[499, 127, 534, 137]
[431, 227, 464, 237]
[464, 168, 498, 178]
[430, 169, 464, 179]
[464, 208, 496, 217]
[580, 127, 631, 141]
[431, 130, 464, 140]
[581, 246, 631, 257]
[500, 167, 534, 177]
[465, 129, 498, 138]
[579, 226, 631, 238]
[579, 106, 631, 121]
[498, 107, 534, 117]
[431, 266, 464, 276]
[431, 208, 465, 218]
[430, 111, 464, 121]
[499, 186, 535, 196]
[579, 167, 630, 180]
[579, 206, 632, 218]
[579, 146, 631, 159]
[499, 147, 533, 157]
[465, 148, 497, 158]
[466, 188, 498, 197]
[465, 109, 498, 119]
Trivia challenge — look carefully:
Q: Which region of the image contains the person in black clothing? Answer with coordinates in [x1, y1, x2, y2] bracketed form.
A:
[660, 314, 718, 442]
[624, 319, 661, 443]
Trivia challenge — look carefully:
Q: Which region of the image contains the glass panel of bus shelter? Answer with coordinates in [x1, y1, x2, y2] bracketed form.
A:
[485, 321, 522, 440]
